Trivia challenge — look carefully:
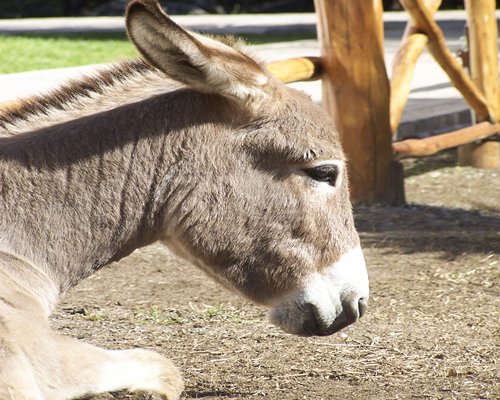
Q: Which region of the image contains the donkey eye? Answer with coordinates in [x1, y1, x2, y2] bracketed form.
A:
[303, 164, 339, 186]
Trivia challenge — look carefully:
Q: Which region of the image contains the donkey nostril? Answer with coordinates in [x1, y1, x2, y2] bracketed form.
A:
[343, 300, 359, 321]
[358, 297, 368, 318]
[299, 298, 367, 336]
[343, 297, 368, 322]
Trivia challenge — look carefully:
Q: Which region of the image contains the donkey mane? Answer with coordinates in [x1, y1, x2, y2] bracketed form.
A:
[1, 60, 153, 120]
[0, 59, 179, 136]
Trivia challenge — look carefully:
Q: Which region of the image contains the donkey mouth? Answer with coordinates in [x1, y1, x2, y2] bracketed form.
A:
[267, 246, 369, 337]
[269, 296, 369, 337]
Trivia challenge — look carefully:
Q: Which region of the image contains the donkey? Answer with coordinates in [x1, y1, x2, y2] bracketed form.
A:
[0, 0, 369, 398]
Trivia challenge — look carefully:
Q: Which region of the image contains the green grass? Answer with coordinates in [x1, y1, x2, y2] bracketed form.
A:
[134, 306, 185, 325]
[0, 31, 316, 74]
[0, 32, 137, 74]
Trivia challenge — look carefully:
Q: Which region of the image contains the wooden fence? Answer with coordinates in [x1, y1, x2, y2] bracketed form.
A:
[270, 0, 500, 204]
[1, 0, 499, 204]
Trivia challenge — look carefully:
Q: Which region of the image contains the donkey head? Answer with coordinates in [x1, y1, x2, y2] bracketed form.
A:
[126, 0, 368, 336]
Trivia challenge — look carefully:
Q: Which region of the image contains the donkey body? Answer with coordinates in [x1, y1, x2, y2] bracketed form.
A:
[0, 1, 369, 398]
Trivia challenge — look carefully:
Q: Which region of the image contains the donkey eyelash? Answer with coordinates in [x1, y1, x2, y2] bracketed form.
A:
[304, 165, 339, 186]
[302, 160, 344, 188]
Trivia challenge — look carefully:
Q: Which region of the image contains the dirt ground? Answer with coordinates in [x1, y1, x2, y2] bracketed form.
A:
[51, 150, 499, 400]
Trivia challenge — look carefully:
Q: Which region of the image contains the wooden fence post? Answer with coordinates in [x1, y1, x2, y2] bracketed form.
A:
[314, 0, 403, 204]
[458, 0, 500, 169]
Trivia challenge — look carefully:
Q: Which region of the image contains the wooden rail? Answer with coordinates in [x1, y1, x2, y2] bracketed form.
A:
[393, 122, 500, 157]
[399, 0, 493, 123]
[266, 57, 322, 83]
[390, 0, 441, 135]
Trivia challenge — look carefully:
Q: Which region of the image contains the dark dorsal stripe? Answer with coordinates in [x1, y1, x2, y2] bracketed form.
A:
[0, 59, 156, 131]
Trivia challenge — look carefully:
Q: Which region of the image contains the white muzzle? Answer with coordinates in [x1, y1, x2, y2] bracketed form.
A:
[268, 245, 369, 336]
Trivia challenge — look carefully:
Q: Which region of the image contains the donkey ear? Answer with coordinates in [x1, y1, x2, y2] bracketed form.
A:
[125, 0, 269, 103]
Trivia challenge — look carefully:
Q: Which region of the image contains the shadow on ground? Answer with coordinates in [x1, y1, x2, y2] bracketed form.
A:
[355, 204, 499, 258]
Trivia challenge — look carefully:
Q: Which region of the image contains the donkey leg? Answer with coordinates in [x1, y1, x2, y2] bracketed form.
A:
[48, 334, 184, 400]
[0, 338, 45, 400]
[2, 311, 183, 400]
[0, 263, 182, 399]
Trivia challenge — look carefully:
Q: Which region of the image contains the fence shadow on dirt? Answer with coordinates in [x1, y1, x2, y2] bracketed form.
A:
[354, 204, 500, 259]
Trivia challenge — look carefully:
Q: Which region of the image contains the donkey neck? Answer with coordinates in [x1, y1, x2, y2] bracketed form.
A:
[0, 81, 240, 304]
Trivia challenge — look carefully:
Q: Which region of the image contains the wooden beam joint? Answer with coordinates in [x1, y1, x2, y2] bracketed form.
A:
[400, 0, 495, 123]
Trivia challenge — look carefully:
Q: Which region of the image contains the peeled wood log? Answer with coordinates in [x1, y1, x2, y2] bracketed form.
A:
[390, 31, 428, 134]
[390, 0, 441, 134]
[313, 0, 400, 204]
[399, 0, 493, 122]
[458, 0, 500, 168]
[393, 121, 500, 157]
[267, 57, 322, 84]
